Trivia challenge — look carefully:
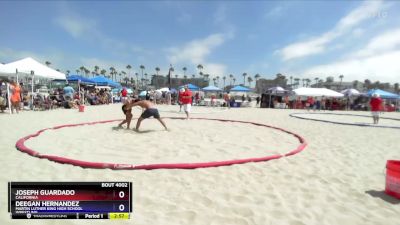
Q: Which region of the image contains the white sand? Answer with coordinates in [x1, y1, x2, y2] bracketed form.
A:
[0, 105, 399, 225]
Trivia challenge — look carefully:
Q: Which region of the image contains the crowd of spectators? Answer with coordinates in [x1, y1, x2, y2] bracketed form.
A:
[0, 79, 121, 112]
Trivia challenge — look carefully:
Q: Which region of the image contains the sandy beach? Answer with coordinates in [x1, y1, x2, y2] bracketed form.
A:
[1, 104, 399, 225]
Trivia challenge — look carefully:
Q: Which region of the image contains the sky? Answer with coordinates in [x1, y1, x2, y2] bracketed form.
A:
[0, 0, 399, 86]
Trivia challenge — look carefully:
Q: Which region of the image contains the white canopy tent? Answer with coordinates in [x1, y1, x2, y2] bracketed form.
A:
[293, 87, 344, 97]
[0, 57, 66, 80]
[0, 57, 66, 113]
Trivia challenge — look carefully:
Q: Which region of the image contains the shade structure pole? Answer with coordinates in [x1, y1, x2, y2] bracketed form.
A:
[7, 83, 12, 114]
[31, 71, 34, 110]
[269, 91, 272, 108]
[111, 91, 114, 104]
[78, 81, 81, 104]
[16, 69, 18, 83]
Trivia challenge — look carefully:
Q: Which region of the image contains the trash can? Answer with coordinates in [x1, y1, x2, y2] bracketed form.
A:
[78, 105, 85, 112]
[385, 160, 400, 199]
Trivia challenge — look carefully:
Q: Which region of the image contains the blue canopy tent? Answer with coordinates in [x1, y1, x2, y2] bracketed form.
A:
[202, 85, 222, 92]
[66, 75, 97, 104]
[91, 75, 121, 88]
[179, 83, 200, 91]
[230, 85, 251, 92]
[67, 75, 95, 84]
[367, 89, 399, 99]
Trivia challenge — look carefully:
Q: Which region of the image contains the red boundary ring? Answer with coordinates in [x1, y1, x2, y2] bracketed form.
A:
[290, 113, 400, 129]
[15, 117, 308, 170]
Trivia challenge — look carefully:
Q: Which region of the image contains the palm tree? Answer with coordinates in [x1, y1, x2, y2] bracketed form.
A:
[121, 71, 127, 83]
[289, 76, 293, 87]
[229, 74, 234, 86]
[216, 76, 220, 87]
[80, 66, 85, 76]
[123, 77, 129, 85]
[182, 67, 187, 77]
[339, 74, 344, 88]
[94, 65, 99, 75]
[169, 66, 174, 84]
[192, 74, 195, 79]
[45, 61, 51, 67]
[100, 69, 106, 75]
[66, 70, 70, 76]
[197, 64, 203, 74]
[254, 74, 260, 90]
[126, 64, 132, 80]
[233, 78, 236, 85]
[155, 67, 160, 75]
[242, 73, 247, 86]
[135, 73, 139, 89]
[305, 78, 311, 87]
[113, 68, 118, 81]
[109, 67, 115, 80]
[144, 73, 148, 87]
[139, 65, 145, 87]
[76, 69, 80, 74]
[222, 76, 226, 91]
[212, 78, 217, 86]
[314, 77, 319, 85]
[318, 79, 324, 87]
[247, 77, 253, 87]
[84, 68, 90, 77]
[199, 72, 204, 81]
[175, 74, 178, 79]
[294, 78, 300, 88]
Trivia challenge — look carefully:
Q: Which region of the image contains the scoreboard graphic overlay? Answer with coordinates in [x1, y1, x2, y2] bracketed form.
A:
[8, 182, 132, 219]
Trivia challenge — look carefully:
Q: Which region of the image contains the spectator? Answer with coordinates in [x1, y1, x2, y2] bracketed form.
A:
[181, 85, 192, 119]
[63, 84, 74, 101]
[369, 93, 383, 124]
[121, 88, 128, 103]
